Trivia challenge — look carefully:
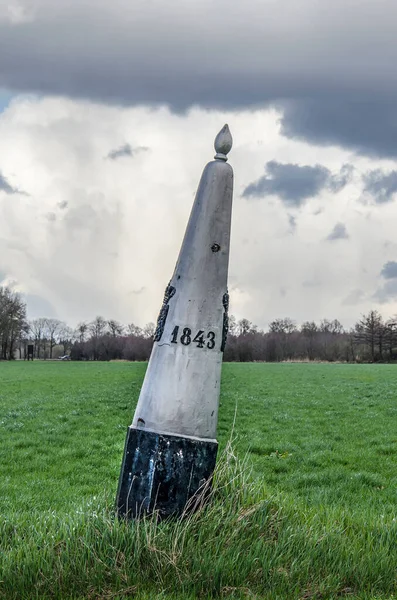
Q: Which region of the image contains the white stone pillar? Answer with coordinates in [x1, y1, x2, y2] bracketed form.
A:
[116, 125, 234, 518]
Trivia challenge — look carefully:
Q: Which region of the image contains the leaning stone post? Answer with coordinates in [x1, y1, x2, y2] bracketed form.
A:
[116, 125, 234, 519]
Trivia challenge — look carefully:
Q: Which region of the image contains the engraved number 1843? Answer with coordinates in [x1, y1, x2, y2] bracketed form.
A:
[170, 326, 216, 349]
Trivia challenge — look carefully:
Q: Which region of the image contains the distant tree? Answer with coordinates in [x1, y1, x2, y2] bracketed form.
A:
[90, 316, 107, 338]
[264, 333, 278, 362]
[383, 317, 397, 361]
[123, 334, 152, 361]
[44, 318, 64, 359]
[29, 317, 48, 359]
[0, 287, 27, 360]
[126, 323, 143, 337]
[99, 332, 124, 361]
[354, 310, 383, 362]
[76, 322, 89, 343]
[301, 321, 318, 360]
[142, 322, 155, 339]
[320, 318, 344, 335]
[228, 315, 237, 336]
[301, 321, 318, 335]
[269, 318, 297, 335]
[58, 324, 74, 356]
[268, 318, 297, 360]
[108, 319, 124, 337]
[18, 323, 31, 359]
[237, 318, 256, 336]
[89, 316, 107, 360]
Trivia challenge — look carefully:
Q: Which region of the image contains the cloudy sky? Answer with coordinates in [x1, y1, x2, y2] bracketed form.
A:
[1, 0, 397, 330]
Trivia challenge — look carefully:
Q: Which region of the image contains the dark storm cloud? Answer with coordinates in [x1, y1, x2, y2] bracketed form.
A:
[280, 99, 397, 159]
[373, 261, 397, 302]
[242, 161, 351, 206]
[381, 261, 397, 279]
[362, 169, 397, 203]
[107, 143, 148, 160]
[328, 164, 355, 193]
[2, 1, 397, 157]
[373, 280, 397, 303]
[326, 223, 349, 241]
[0, 172, 17, 194]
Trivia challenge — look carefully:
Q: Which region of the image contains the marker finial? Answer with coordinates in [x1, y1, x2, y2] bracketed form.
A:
[214, 124, 233, 161]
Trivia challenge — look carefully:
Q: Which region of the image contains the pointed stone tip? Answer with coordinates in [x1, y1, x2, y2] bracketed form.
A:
[214, 124, 233, 161]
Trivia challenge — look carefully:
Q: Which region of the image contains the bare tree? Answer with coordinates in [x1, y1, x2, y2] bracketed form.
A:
[0, 287, 27, 360]
[89, 316, 107, 338]
[88, 316, 107, 360]
[108, 319, 124, 337]
[76, 322, 89, 343]
[269, 318, 297, 335]
[142, 322, 155, 339]
[320, 318, 344, 335]
[237, 318, 255, 336]
[58, 324, 74, 355]
[228, 314, 237, 336]
[126, 323, 143, 337]
[29, 317, 48, 359]
[301, 321, 318, 360]
[268, 318, 297, 360]
[44, 318, 64, 359]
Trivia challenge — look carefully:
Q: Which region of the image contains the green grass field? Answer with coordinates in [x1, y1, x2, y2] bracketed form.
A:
[1, 362, 397, 599]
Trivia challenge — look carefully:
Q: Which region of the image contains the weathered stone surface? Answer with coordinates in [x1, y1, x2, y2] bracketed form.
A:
[116, 427, 218, 519]
[131, 153, 234, 440]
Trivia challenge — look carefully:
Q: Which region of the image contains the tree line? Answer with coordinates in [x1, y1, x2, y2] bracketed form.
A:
[0, 285, 396, 362]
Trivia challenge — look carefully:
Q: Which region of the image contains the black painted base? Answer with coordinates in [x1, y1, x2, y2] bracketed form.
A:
[116, 427, 218, 519]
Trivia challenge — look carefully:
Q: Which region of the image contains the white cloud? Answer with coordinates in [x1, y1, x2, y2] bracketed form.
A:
[0, 0, 36, 24]
[1, 95, 397, 329]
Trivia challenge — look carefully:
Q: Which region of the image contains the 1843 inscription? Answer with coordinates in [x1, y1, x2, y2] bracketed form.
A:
[170, 326, 216, 349]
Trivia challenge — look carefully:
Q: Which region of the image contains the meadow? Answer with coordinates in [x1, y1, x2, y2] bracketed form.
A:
[1, 361, 397, 599]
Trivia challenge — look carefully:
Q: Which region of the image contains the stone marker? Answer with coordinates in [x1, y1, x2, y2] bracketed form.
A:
[116, 124, 234, 519]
